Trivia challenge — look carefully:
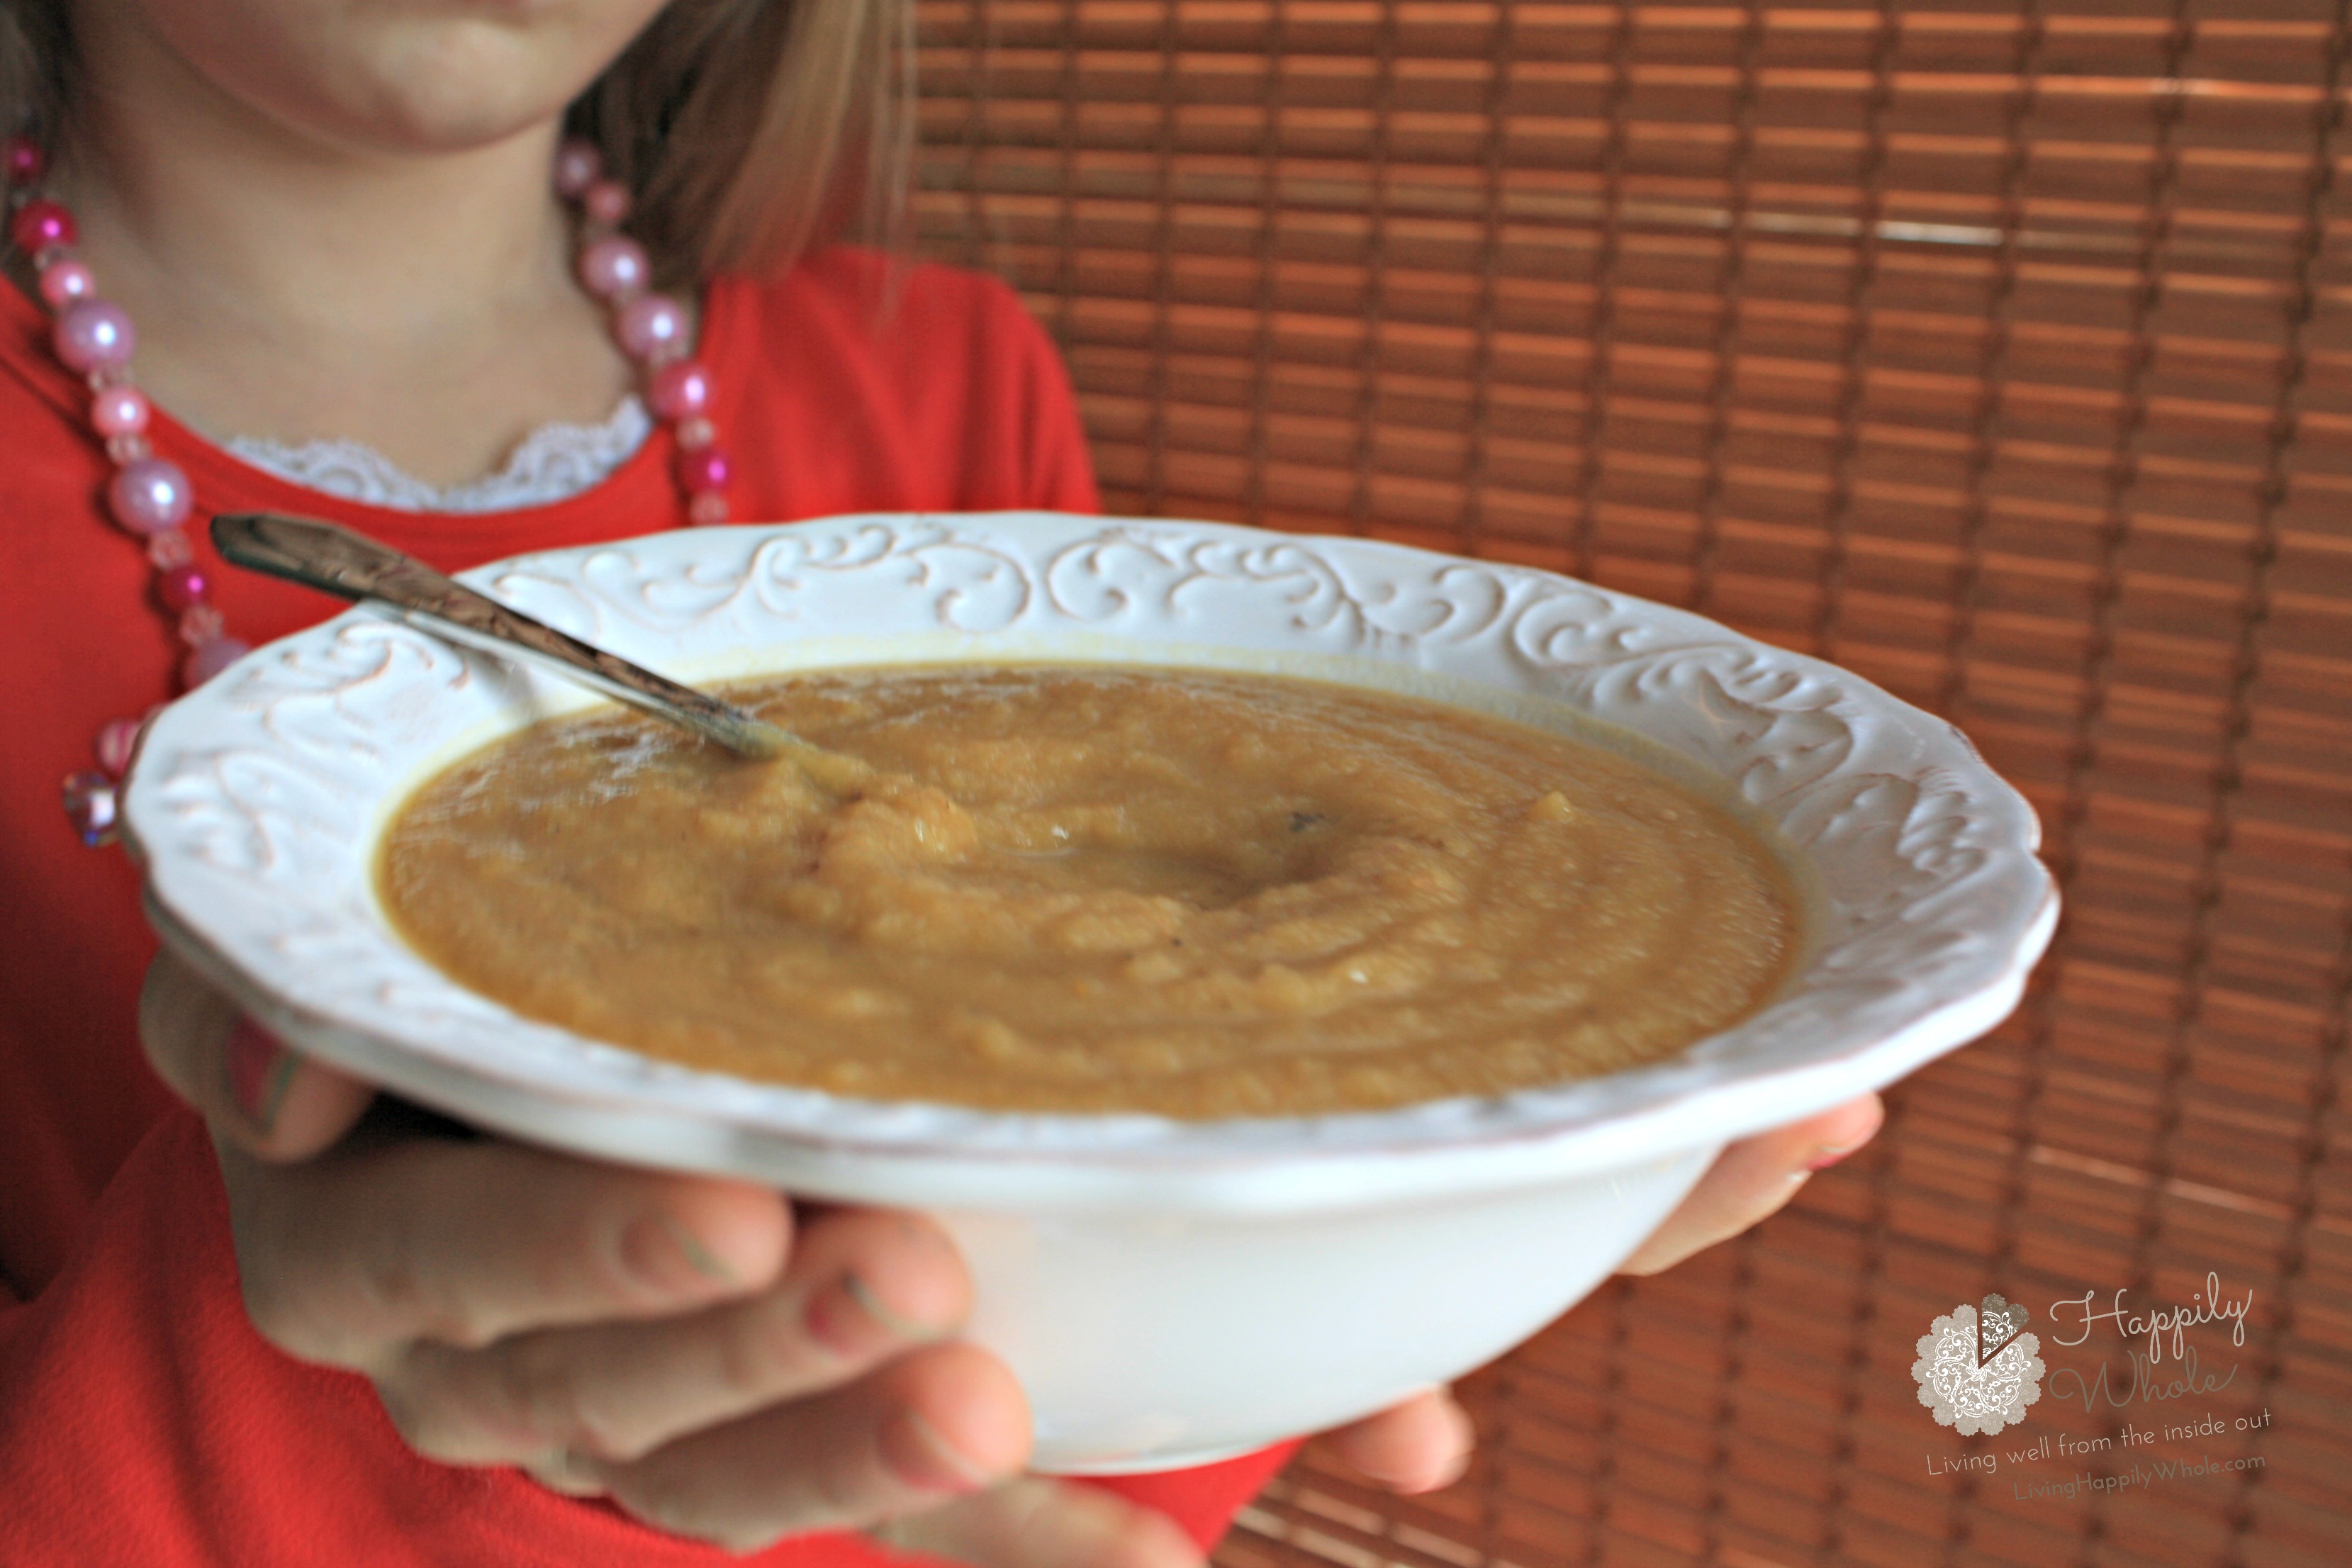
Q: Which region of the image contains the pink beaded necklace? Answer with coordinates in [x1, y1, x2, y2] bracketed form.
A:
[4, 135, 731, 847]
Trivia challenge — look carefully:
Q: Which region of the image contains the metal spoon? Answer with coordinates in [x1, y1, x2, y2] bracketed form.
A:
[211, 512, 872, 793]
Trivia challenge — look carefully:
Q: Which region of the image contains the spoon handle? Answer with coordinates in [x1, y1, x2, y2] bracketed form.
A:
[211, 511, 796, 761]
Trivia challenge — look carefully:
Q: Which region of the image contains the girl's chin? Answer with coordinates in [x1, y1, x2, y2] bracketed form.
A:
[199, 53, 596, 162]
[120, 0, 668, 159]
[306, 91, 570, 159]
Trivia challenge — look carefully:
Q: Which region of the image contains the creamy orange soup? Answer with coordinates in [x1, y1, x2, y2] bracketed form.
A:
[379, 666, 1797, 1116]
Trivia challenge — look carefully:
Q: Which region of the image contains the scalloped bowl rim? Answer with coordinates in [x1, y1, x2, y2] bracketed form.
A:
[123, 513, 2056, 1215]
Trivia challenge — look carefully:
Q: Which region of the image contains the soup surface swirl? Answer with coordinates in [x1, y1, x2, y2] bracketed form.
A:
[379, 666, 1797, 1116]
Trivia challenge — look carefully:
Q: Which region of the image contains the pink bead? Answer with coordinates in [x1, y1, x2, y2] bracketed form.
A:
[615, 293, 688, 363]
[674, 415, 717, 452]
[4, 134, 43, 186]
[55, 299, 135, 373]
[183, 637, 250, 688]
[96, 717, 144, 779]
[553, 138, 603, 198]
[647, 359, 712, 420]
[39, 257, 96, 308]
[10, 198, 74, 253]
[108, 457, 192, 536]
[62, 771, 118, 847]
[583, 179, 631, 227]
[578, 235, 649, 301]
[91, 383, 150, 437]
[157, 563, 208, 610]
[675, 444, 730, 494]
[147, 529, 195, 569]
[106, 432, 153, 466]
[687, 491, 729, 527]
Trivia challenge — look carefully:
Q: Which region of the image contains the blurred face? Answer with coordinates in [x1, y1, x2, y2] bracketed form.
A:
[77, 0, 672, 155]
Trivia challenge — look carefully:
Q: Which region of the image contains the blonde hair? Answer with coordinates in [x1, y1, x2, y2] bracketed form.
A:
[0, 0, 911, 289]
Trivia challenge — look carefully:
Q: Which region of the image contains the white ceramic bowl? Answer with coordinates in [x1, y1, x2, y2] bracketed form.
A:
[125, 513, 2055, 1473]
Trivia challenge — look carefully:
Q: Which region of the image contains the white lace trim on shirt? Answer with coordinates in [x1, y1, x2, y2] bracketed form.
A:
[223, 396, 653, 514]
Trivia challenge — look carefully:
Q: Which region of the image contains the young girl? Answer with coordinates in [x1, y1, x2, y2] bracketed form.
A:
[0, 1, 1883, 1562]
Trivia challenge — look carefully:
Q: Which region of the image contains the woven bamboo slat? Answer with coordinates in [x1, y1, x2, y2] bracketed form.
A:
[917, 3, 2350, 1563]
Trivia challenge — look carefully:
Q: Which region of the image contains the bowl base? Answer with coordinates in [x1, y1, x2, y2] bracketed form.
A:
[1035, 1439, 1269, 1477]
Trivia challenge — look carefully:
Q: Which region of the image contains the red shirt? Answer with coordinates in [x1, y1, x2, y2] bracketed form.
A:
[0, 250, 1290, 1564]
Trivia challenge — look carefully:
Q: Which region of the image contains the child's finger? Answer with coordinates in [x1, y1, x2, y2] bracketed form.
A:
[217, 1134, 790, 1368]
[584, 1343, 1034, 1553]
[1615, 1092, 1884, 1277]
[1322, 1387, 1474, 1494]
[379, 1205, 972, 1467]
[872, 1477, 1206, 1568]
[138, 948, 373, 1160]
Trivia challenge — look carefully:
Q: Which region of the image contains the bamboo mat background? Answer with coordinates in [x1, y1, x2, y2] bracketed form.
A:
[909, 3, 2352, 1563]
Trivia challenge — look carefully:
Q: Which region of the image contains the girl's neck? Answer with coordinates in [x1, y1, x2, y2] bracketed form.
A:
[43, 7, 636, 488]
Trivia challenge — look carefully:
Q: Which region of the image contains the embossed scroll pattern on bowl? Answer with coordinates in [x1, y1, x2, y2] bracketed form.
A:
[125, 513, 2056, 1197]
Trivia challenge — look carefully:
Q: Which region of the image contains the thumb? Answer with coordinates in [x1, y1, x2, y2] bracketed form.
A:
[139, 947, 374, 1160]
[1615, 1092, 1884, 1277]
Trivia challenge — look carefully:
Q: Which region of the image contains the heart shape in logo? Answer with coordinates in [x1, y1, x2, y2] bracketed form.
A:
[1976, 1293, 2028, 1366]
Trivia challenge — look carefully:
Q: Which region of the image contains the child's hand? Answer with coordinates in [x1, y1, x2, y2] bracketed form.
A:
[139, 948, 1876, 1565]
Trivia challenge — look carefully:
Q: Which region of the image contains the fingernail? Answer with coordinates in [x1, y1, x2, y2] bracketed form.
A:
[1803, 1143, 1862, 1173]
[223, 1018, 294, 1133]
[1412, 1447, 1473, 1495]
[805, 1271, 946, 1355]
[533, 1447, 607, 1498]
[877, 1409, 994, 1494]
[621, 1213, 737, 1295]
[1389, 1442, 1473, 1496]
